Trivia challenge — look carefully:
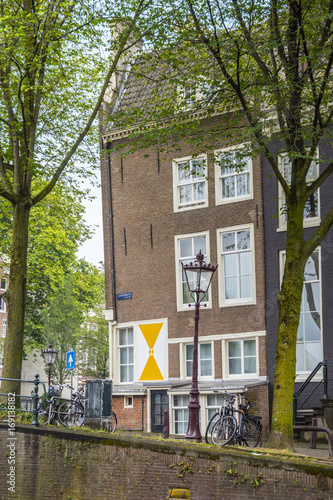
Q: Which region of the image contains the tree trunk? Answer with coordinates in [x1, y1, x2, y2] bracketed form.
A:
[1, 202, 31, 399]
[268, 204, 306, 449]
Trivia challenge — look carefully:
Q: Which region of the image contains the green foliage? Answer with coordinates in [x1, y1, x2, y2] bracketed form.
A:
[0, 0, 150, 391]
[75, 267, 109, 379]
[0, 182, 94, 346]
[42, 279, 82, 384]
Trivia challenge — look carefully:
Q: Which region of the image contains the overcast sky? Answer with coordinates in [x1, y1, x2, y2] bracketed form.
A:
[76, 175, 104, 267]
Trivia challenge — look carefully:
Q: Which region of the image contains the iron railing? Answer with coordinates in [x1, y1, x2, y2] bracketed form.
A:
[293, 360, 333, 425]
[0, 374, 49, 427]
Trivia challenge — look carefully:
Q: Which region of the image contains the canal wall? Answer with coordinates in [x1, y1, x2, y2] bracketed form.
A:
[0, 424, 333, 499]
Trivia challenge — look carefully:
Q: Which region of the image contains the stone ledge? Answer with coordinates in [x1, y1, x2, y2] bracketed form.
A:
[1, 422, 332, 478]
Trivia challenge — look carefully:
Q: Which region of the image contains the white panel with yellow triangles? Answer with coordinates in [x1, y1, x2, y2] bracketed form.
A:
[137, 320, 167, 382]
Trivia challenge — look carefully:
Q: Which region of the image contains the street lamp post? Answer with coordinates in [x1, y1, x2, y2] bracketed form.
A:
[42, 344, 58, 389]
[182, 250, 217, 442]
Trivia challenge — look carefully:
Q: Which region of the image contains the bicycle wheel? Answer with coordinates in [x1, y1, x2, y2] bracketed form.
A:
[38, 401, 49, 425]
[248, 415, 262, 433]
[211, 415, 237, 446]
[58, 402, 84, 428]
[205, 412, 219, 444]
[101, 411, 117, 433]
[239, 419, 262, 447]
[57, 401, 71, 427]
[38, 401, 54, 426]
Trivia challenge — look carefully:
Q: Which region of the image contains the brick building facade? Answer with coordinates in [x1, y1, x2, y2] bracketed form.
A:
[99, 60, 269, 435]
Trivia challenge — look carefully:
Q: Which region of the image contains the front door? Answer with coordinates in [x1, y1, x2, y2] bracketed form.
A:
[151, 390, 168, 433]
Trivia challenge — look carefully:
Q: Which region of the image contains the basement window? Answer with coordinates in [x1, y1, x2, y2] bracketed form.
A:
[124, 396, 133, 408]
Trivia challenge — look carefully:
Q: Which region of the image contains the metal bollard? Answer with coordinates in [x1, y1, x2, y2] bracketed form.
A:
[163, 409, 169, 438]
[31, 374, 40, 427]
[310, 417, 317, 449]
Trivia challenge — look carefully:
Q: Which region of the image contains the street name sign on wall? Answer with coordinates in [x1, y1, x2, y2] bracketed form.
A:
[66, 350, 76, 370]
[117, 292, 132, 300]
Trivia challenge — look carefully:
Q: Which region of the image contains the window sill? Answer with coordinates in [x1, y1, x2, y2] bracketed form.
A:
[216, 195, 253, 206]
[277, 218, 321, 232]
[220, 299, 256, 308]
[174, 202, 208, 213]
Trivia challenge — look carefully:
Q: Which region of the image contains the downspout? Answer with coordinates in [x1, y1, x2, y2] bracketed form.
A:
[142, 394, 144, 431]
[106, 141, 117, 323]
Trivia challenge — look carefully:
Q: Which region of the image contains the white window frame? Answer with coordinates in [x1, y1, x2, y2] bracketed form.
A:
[0, 297, 6, 313]
[173, 155, 208, 213]
[217, 224, 256, 307]
[206, 393, 225, 423]
[0, 278, 5, 291]
[214, 144, 253, 206]
[176, 83, 207, 112]
[118, 326, 134, 384]
[227, 339, 257, 377]
[82, 351, 88, 368]
[221, 333, 259, 379]
[182, 341, 214, 380]
[175, 231, 211, 311]
[2, 319, 6, 338]
[277, 152, 321, 231]
[279, 249, 323, 380]
[124, 396, 133, 408]
[172, 394, 191, 435]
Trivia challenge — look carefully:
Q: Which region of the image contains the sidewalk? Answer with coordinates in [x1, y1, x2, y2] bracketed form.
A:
[294, 441, 332, 460]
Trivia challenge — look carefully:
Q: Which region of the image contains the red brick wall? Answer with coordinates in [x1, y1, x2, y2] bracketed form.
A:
[245, 383, 270, 438]
[0, 425, 332, 500]
[112, 395, 147, 431]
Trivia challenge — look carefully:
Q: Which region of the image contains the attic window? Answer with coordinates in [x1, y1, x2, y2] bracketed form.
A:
[177, 84, 200, 111]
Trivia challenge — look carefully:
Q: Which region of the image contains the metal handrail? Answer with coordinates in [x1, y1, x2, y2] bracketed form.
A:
[293, 360, 333, 425]
[298, 379, 323, 411]
[293, 425, 333, 458]
[0, 374, 49, 427]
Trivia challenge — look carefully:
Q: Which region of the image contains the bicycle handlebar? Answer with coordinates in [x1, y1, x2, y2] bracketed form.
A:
[214, 390, 256, 408]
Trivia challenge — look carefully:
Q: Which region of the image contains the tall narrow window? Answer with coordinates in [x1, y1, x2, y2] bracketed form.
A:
[206, 394, 224, 423]
[176, 233, 209, 309]
[2, 319, 7, 338]
[0, 279, 5, 291]
[280, 250, 322, 373]
[278, 154, 320, 229]
[173, 395, 190, 435]
[219, 226, 255, 306]
[215, 147, 252, 205]
[119, 327, 134, 383]
[186, 343, 212, 378]
[173, 156, 208, 212]
[0, 297, 5, 312]
[228, 339, 257, 376]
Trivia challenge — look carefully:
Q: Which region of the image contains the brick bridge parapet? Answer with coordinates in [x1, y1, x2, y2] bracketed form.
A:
[0, 424, 333, 499]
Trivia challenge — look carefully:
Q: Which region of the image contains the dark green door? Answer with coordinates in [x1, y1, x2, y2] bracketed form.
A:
[151, 390, 168, 433]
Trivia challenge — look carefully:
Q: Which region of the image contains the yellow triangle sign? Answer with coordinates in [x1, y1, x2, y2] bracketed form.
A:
[139, 355, 164, 381]
[139, 323, 163, 349]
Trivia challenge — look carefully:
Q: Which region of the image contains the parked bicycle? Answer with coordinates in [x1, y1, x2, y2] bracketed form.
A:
[208, 392, 262, 447]
[101, 410, 117, 433]
[57, 385, 85, 428]
[37, 383, 73, 426]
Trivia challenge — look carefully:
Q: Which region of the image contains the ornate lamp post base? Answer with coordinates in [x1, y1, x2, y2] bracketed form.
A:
[186, 390, 202, 442]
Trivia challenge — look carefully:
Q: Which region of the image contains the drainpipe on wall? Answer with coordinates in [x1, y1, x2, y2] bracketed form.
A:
[141, 395, 144, 432]
[106, 141, 117, 324]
